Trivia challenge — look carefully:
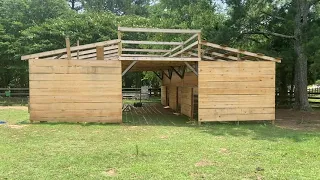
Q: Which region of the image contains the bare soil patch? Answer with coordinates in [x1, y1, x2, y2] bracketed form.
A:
[276, 109, 320, 131]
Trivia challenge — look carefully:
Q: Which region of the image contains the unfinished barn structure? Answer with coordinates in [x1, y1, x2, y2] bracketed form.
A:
[21, 27, 281, 124]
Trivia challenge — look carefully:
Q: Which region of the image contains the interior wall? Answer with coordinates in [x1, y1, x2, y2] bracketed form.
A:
[162, 71, 197, 117]
[198, 61, 276, 122]
[29, 59, 122, 123]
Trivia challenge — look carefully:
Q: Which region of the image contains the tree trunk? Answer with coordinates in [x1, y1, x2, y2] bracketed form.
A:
[293, 0, 312, 111]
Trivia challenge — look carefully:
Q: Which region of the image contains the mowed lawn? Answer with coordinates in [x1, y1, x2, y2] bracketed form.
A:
[1, 109, 320, 179]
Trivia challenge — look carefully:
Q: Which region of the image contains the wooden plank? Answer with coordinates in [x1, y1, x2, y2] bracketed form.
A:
[29, 74, 120, 81]
[29, 66, 121, 74]
[201, 42, 281, 62]
[185, 62, 198, 76]
[199, 113, 275, 122]
[21, 39, 120, 60]
[119, 57, 200, 61]
[30, 116, 122, 123]
[198, 81, 275, 88]
[198, 94, 274, 102]
[31, 103, 122, 111]
[198, 74, 275, 82]
[66, 37, 71, 59]
[29, 59, 121, 67]
[96, 46, 104, 60]
[78, 49, 118, 59]
[198, 88, 274, 95]
[30, 89, 121, 96]
[198, 61, 275, 68]
[121, 54, 161, 57]
[168, 86, 178, 111]
[122, 48, 170, 53]
[122, 61, 137, 76]
[161, 86, 167, 106]
[197, 33, 201, 58]
[30, 95, 122, 104]
[55, 45, 118, 59]
[198, 108, 275, 115]
[30, 81, 121, 88]
[199, 67, 275, 75]
[77, 40, 80, 59]
[118, 27, 201, 34]
[122, 40, 183, 46]
[170, 41, 198, 57]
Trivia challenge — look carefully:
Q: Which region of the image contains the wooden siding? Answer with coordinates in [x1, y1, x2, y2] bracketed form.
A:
[161, 86, 167, 106]
[198, 61, 275, 122]
[162, 72, 197, 87]
[168, 86, 178, 111]
[181, 87, 193, 118]
[29, 59, 122, 123]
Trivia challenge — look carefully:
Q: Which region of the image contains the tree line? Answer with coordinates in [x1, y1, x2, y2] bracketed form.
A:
[0, 0, 319, 110]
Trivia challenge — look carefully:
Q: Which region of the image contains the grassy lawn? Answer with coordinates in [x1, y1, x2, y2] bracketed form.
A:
[1, 109, 320, 179]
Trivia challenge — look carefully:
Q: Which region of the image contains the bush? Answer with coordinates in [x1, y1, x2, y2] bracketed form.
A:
[315, 80, 320, 86]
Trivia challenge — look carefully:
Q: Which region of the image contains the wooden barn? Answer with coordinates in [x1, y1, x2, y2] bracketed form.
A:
[21, 27, 281, 124]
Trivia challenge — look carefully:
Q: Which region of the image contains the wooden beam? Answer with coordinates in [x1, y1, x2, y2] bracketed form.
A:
[162, 71, 170, 79]
[21, 39, 119, 60]
[169, 41, 198, 57]
[184, 62, 198, 76]
[78, 49, 118, 59]
[122, 40, 183, 46]
[66, 37, 71, 60]
[201, 41, 281, 62]
[118, 27, 201, 34]
[197, 33, 201, 58]
[163, 34, 198, 57]
[118, 27, 122, 56]
[122, 48, 170, 53]
[77, 40, 80, 59]
[153, 71, 163, 80]
[96, 46, 104, 60]
[122, 61, 137, 76]
[121, 54, 162, 57]
[168, 68, 173, 79]
[170, 66, 185, 79]
[119, 57, 200, 61]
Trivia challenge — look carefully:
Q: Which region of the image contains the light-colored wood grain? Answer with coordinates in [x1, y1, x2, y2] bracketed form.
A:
[198, 61, 275, 122]
[161, 86, 167, 106]
[29, 59, 122, 123]
[181, 87, 193, 117]
[96, 46, 104, 60]
[168, 86, 178, 111]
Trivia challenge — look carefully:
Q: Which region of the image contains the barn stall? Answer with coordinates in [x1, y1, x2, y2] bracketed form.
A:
[21, 27, 280, 124]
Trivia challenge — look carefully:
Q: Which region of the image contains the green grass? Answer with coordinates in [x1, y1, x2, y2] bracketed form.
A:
[0, 97, 28, 106]
[1, 109, 320, 179]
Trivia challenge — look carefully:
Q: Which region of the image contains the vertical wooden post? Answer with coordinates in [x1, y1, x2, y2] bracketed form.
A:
[118, 26, 122, 56]
[197, 32, 201, 59]
[77, 40, 80, 59]
[66, 37, 71, 60]
[96, 46, 104, 60]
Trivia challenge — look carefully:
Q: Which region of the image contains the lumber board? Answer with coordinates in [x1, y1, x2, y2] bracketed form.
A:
[122, 40, 183, 46]
[118, 27, 201, 34]
[161, 86, 167, 105]
[30, 116, 122, 123]
[198, 81, 275, 88]
[198, 75, 274, 82]
[181, 87, 193, 117]
[29, 74, 120, 81]
[168, 86, 178, 111]
[29, 59, 121, 67]
[199, 67, 275, 75]
[22, 39, 120, 60]
[30, 95, 122, 104]
[198, 88, 274, 95]
[201, 42, 281, 62]
[119, 57, 200, 61]
[31, 103, 122, 111]
[170, 41, 198, 57]
[198, 108, 275, 115]
[30, 89, 121, 96]
[29, 81, 121, 89]
[122, 48, 170, 53]
[30, 66, 121, 74]
[31, 109, 121, 117]
[199, 113, 275, 122]
[57, 45, 118, 59]
[198, 61, 275, 68]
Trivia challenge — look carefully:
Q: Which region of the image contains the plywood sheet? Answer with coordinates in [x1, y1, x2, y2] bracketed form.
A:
[181, 87, 193, 118]
[161, 86, 167, 106]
